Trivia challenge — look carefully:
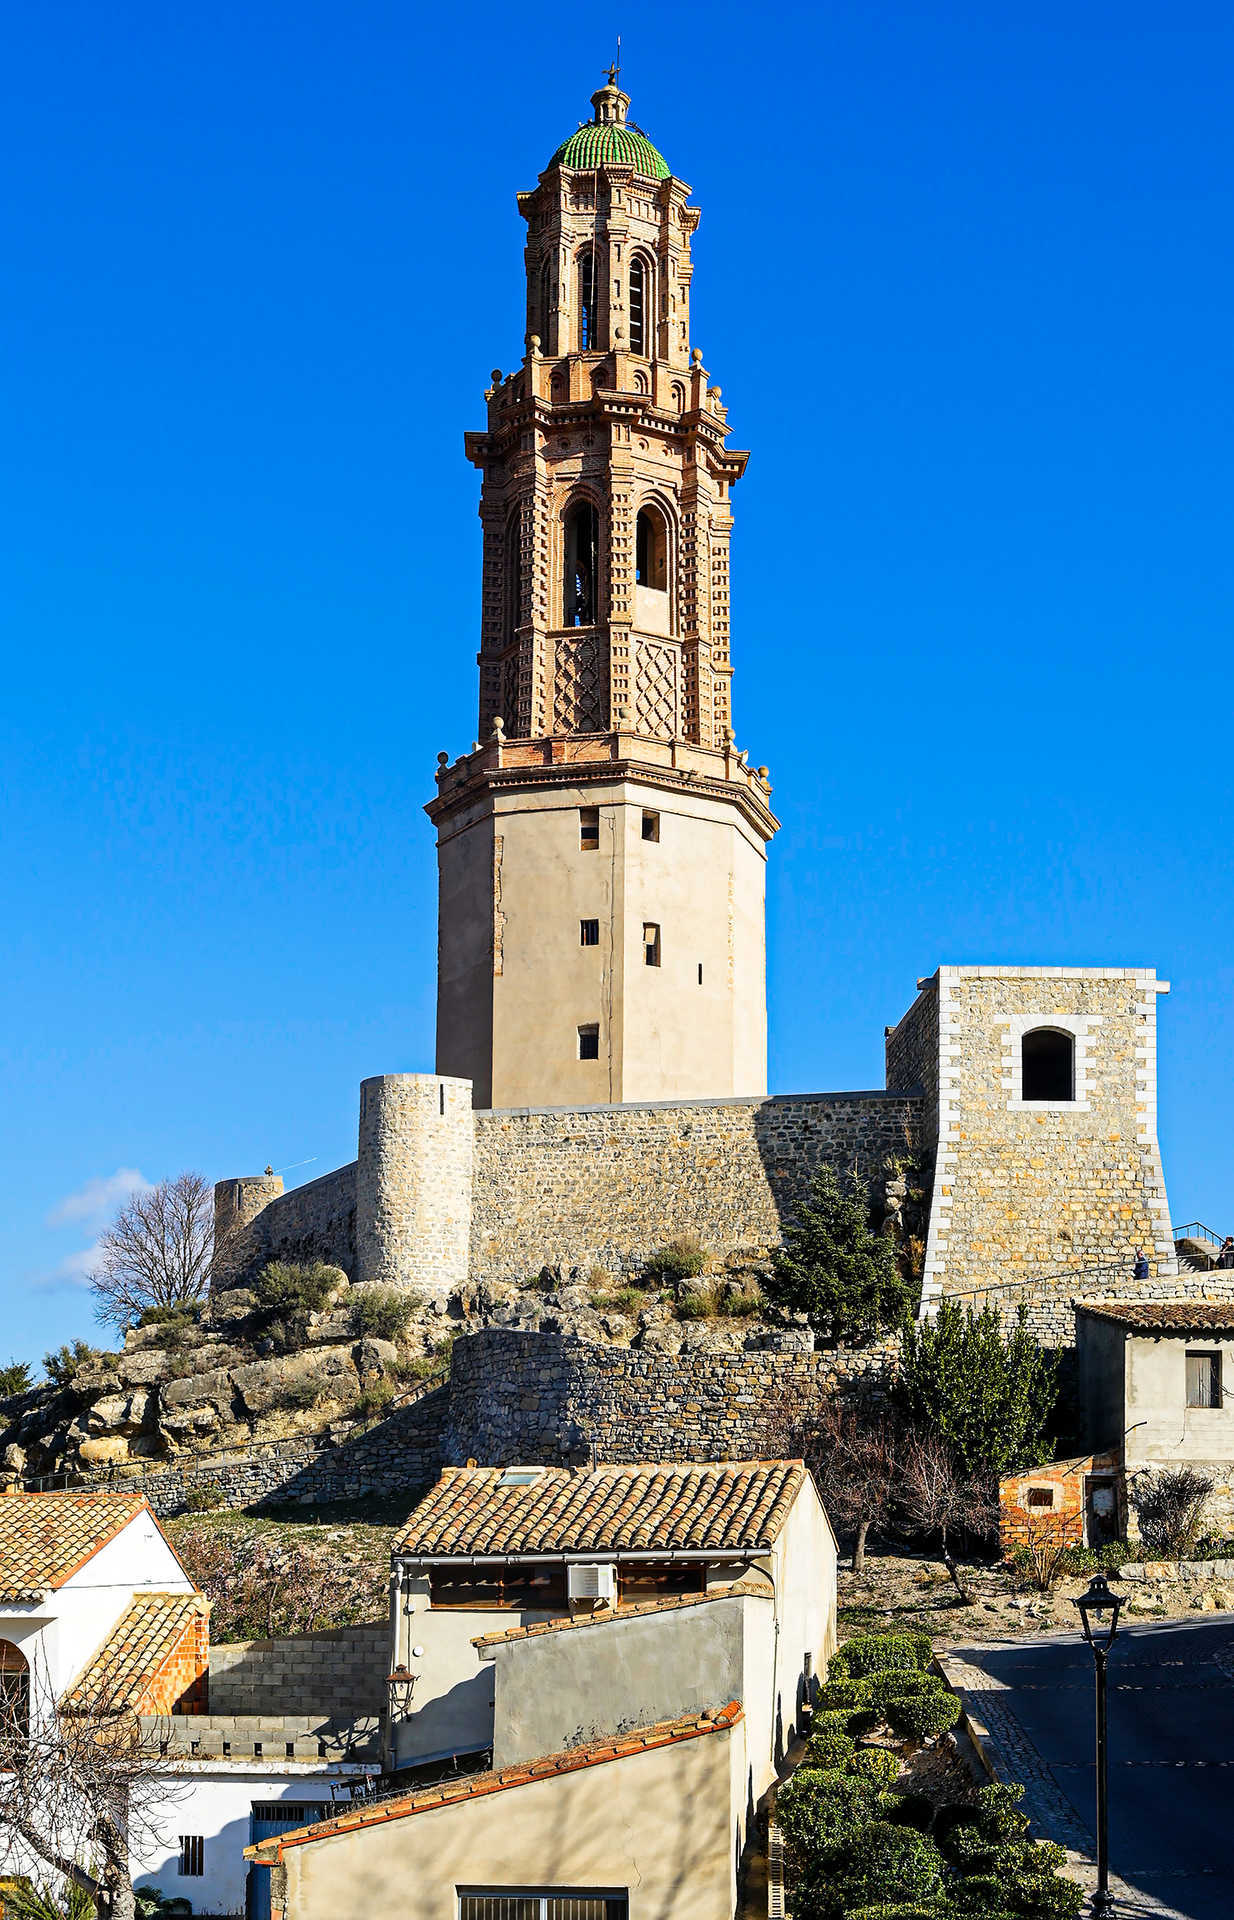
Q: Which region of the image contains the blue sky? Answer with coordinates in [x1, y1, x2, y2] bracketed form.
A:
[3, 1, 1231, 1370]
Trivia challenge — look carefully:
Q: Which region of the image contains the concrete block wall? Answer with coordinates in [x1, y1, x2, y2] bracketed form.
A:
[209, 1623, 388, 1719]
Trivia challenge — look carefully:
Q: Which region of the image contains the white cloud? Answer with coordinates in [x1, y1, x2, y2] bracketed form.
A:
[41, 1242, 104, 1289]
[47, 1168, 151, 1229]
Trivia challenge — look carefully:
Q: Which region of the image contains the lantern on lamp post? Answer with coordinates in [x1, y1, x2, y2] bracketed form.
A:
[1071, 1573, 1124, 1917]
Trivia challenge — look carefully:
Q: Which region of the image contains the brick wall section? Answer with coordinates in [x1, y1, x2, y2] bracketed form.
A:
[469, 1092, 924, 1283]
[445, 1329, 899, 1465]
[208, 1623, 388, 1719]
[998, 1449, 1120, 1553]
[140, 1604, 210, 1715]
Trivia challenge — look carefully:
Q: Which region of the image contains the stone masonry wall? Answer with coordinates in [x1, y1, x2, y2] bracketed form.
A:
[908, 968, 1178, 1328]
[213, 1162, 357, 1289]
[209, 1623, 387, 1719]
[469, 1092, 924, 1283]
[445, 1329, 898, 1466]
[885, 980, 940, 1116]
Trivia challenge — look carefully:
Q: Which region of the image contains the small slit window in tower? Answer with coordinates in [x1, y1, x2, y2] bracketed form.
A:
[635, 510, 667, 590]
[539, 256, 553, 344]
[564, 500, 599, 627]
[644, 923, 661, 968]
[578, 247, 597, 350]
[1186, 1352, 1221, 1409]
[698, 963, 703, 986]
[505, 513, 522, 642]
[579, 807, 600, 851]
[1021, 1028, 1075, 1102]
[629, 256, 648, 355]
[671, 382, 685, 412]
[580, 919, 600, 947]
[641, 810, 660, 842]
[578, 1023, 600, 1061]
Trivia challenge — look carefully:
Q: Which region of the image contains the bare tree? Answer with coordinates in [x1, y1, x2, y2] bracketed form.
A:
[756, 1385, 906, 1572]
[89, 1173, 213, 1335]
[899, 1425, 998, 1602]
[0, 1661, 181, 1920]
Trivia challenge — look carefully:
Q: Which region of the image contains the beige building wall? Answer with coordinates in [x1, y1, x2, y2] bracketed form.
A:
[279, 1722, 741, 1920]
[434, 756, 770, 1108]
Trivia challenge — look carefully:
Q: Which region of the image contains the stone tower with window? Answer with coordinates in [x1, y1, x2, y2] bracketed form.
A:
[429, 75, 777, 1109]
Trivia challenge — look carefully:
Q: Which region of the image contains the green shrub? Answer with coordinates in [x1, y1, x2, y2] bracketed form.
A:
[817, 1704, 879, 1738]
[353, 1378, 395, 1419]
[775, 1767, 879, 1861]
[884, 1688, 960, 1746]
[675, 1285, 723, 1320]
[843, 1907, 942, 1920]
[897, 1300, 1058, 1477]
[642, 1234, 707, 1284]
[42, 1339, 101, 1389]
[831, 1822, 943, 1913]
[858, 1669, 941, 1710]
[804, 1727, 856, 1770]
[181, 1486, 224, 1513]
[252, 1261, 341, 1315]
[138, 1302, 203, 1329]
[0, 1360, 33, 1397]
[819, 1677, 864, 1710]
[282, 1375, 324, 1411]
[350, 1286, 417, 1341]
[849, 1747, 899, 1789]
[764, 1164, 914, 1344]
[590, 1288, 644, 1315]
[943, 1879, 1017, 1916]
[831, 1632, 933, 1680]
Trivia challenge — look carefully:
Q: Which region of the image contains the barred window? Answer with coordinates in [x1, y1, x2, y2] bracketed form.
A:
[179, 1836, 204, 1877]
[459, 1894, 628, 1920]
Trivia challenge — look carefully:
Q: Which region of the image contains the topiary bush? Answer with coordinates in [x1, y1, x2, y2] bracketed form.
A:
[878, 1789, 935, 1832]
[849, 1747, 899, 1789]
[883, 1688, 961, 1746]
[804, 1726, 856, 1771]
[830, 1632, 933, 1680]
[943, 1879, 1018, 1917]
[858, 1669, 941, 1710]
[843, 1908, 942, 1920]
[775, 1767, 880, 1861]
[819, 1676, 864, 1711]
[831, 1822, 944, 1914]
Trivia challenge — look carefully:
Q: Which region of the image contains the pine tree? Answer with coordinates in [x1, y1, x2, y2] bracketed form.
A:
[764, 1165, 914, 1345]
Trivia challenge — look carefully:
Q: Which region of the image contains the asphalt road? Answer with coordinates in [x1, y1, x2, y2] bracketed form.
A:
[953, 1616, 1234, 1920]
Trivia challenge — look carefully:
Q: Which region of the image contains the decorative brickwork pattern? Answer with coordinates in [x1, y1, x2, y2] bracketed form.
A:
[67, 1591, 209, 1714]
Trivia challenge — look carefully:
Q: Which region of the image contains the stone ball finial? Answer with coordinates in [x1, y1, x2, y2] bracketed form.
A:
[492, 715, 506, 740]
[528, 333, 541, 354]
[691, 347, 703, 365]
[437, 751, 450, 767]
[490, 369, 502, 385]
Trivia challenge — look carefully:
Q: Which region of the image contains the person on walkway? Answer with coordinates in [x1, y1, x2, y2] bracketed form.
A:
[1218, 1236, 1234, 1270]
[1133, 1248, 1150, 1280]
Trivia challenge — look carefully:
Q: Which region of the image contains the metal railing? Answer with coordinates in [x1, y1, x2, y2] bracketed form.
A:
[1173, 1221, 1226, 1247]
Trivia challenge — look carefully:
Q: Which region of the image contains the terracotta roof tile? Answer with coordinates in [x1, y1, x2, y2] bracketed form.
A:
[395, 1461, 805, 1558]
[1078, 1301, 1234, 1334]
[64, 1591, 208, 1711]
[0, 1493, 152, 1600]
[471, 1571, 774, 1650]
[244, 1701, 744, 1864]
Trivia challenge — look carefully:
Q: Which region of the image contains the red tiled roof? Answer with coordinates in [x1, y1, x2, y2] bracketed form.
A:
[471, 1571, 774, 1650]
[0, 1493, 153, 1600]
[1078, 1301, 1234, 1334]
[64, 1591, 208, 1711]
[245, 1702, 744, 1864]
[395, 1461, 806, 1557]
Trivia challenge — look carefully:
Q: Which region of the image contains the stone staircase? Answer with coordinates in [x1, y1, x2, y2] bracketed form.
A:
[1174, 1222, 1230, 1273]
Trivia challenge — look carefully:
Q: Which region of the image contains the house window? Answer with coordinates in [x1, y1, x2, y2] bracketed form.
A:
[0, 1639, 29, 1742]
[618, 1561, 706, 1602]
[643, 923, 660, 967]
[579, 808, 600, 851]
[179, 1836, 205, 1877]
[563, 500, 599, 627]
[460, 1893, 628, 1920]
[1026, 1487, 1056, 1509]
[429, 1565, 567, 1611]
[641, 810, 659, 842]
[580, 919, 600, 946]
[1021, 1028, 1075, 1102]
[1186, 1352, 1221, 1409]
[578, 1024, 600, 1061]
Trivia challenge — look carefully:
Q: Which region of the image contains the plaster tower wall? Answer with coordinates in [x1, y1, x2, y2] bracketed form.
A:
[354, 1074, 473, 1299]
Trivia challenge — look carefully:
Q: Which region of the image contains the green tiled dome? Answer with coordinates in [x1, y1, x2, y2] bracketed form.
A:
[552, 121, 670, 180]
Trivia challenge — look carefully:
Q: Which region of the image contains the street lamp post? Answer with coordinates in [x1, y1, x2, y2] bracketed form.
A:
[1071, 1573, 1124, 1917]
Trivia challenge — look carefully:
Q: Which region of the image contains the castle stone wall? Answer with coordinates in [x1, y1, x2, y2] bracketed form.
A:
[469, 1091, 924, 1282]
[212, 1163, 357, 1288]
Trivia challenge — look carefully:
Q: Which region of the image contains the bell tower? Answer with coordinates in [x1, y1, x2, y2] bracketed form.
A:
[428, 74, 778, 1110]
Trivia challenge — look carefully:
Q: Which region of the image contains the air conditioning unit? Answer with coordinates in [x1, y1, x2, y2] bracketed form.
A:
[568, 1562, 617, 1603]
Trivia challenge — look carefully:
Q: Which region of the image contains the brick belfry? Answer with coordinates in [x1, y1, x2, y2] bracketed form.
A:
[428, 72, 778, 1110]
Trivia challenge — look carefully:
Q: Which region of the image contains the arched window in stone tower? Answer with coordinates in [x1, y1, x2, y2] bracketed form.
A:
[504, 512, 523, 643]
[577, 248, 597, 351]
[629, 255, 651, 356]
[0, 1640, 29, 1741]
[563, 499, 600, 628]
[538, 256, 553, 347]
[636, 505, 668, 591]
[1021, 1028, 1075, 1103]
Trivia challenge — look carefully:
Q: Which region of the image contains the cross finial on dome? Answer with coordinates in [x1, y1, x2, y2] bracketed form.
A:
[591, 47, 629, 128]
